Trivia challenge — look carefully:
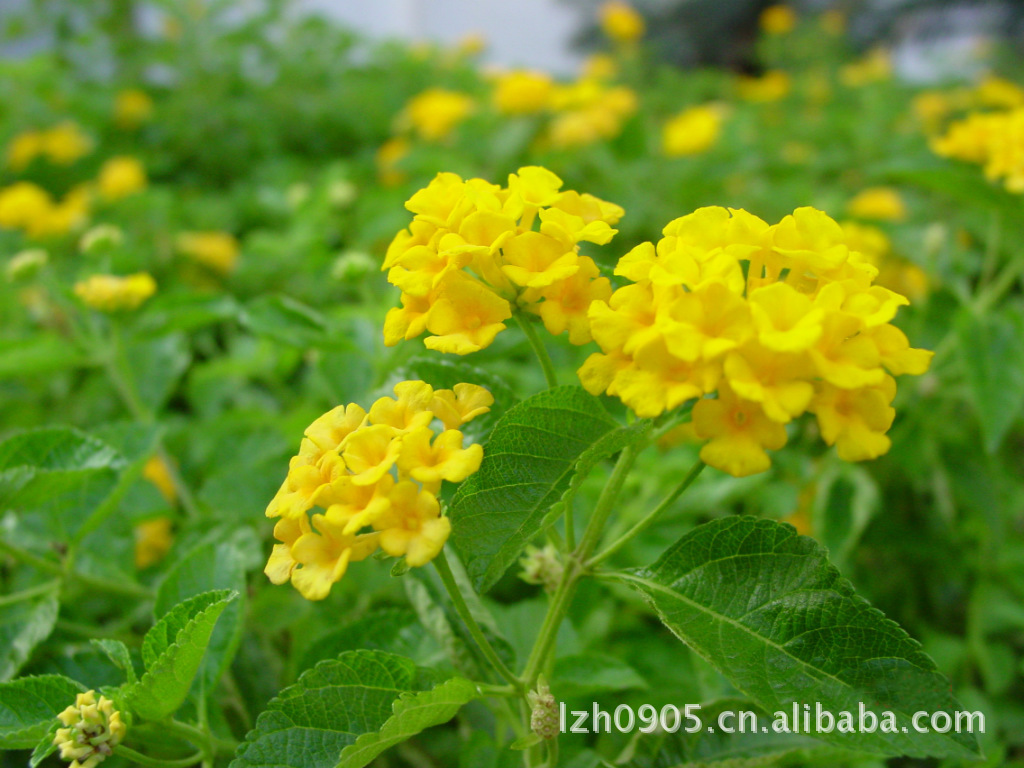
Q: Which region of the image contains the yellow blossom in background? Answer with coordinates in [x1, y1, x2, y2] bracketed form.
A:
[455, 32, 487, 57]
[840, 48, 892, 87]
[401, 88, 474, 141]
[115, 88, 155, 129]
[97, 156, 147, 201]
[143, 454, 177, 503]
[737, 70, 791, 102]
[662, 104, 725, 156]
[582, 53, 617, 81]
[841, 221, 929, 301]
[177, 231, 240, 274]
[376, 137, 410, 186]
[974, 75, 1024, 109]
[547, 79, 637, 148]
[846, 187, 907, 222]
[493, 70, 554, 115]
[0, 182, 90, 238]
[6, 123, 91, 170]
[134, 517, 174, 568]
[382, 166, 622, 353]
[264, 381, 489, 599]
[760, 5, 796, 35]
[5, 131, 43, 170]
[54, 691, 126, 768]
[599, 0, 645, 46]
[579, 205, 932, 476]
[74, 272, 156, 312]
[933, 107, 1024, 192]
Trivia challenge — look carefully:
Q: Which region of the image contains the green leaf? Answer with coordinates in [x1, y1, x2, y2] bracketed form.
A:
[155, 537, 248, 689]
[621, 516, 979, 759]
[553, 653, 648, 698]
[449, 386, 623, 592]
[0, 427, 123, 473]
[125, 333, 192, 413]
[126, 589, 237, 720]
[0, 335, 87, 380]
[956, 306, 1024, 452]
[0, 674, 86, 749]
[242, 295, 355, 349]
[297, 609, 425, 673]
[90, 639, 137, 684]
[231, 650, 479, 768]
[0, 582, 59, 681]
[29, 723, 60, 768]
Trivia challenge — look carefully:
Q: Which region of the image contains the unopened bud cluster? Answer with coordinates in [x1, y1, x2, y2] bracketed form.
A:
[53, 691, 126, 768]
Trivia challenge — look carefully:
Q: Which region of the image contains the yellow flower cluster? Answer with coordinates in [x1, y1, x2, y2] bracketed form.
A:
[760, 5, 796, 35]
[54, 691, 126, 768]
[737, 70, 791, 103]
[401, 88, 475, 141]
[492, 70, 555, 115]
[548, 77, 637, 148]
[74, 273, 157, 312]
[599, 0, 645, 45]
[846, 186, 907, 222]
[6, 122, 92, 170]
[382, 166, 622, 354]
[662, 104, 726, 156]
[578, 206, 932, 476]
[0, 182, 90, 238]
[264, 381, 490, 600]
[932, 108, 1024, 192]
[114, 89, 155, 129]
[97, 156, 148, 201]
[176, 231, 240, 274]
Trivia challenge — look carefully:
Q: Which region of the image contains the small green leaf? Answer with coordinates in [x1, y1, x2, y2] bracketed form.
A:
[90, 639, 137, 684]
[0, 674, 86, 749]
[29, 723, 60, 768]
[0, 582, 59, 681]
[622, 516, 979, 759]
[509, 732, 543, 751]
[126, 589, 237, 720]
[242, 295, 354, 349]
[231, 650, 479, 768]
[956, 306, 1024, 452]
[449, 386, 623, 592]
[553, 653, 648, 698]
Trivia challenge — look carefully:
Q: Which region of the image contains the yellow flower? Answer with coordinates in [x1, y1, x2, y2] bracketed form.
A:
[97, 156, 147, 201]
[41, 122, 92, 165]
[974, 75, 1024, 109]
[737, 70, 791, 102]
[811, 376, 896, 461]
[402, 88, 474, 141]
[760, 5, 796, 35]
[581, 53, 617, 81]
[115, 89, 155, 129]
[176, 231, 240, 274]
[599, 0, 645, 45]
[383, 167, 622, 353]
[493, 70, 554, 115]
[263, 380, 487, 599]
[455, 32, 487, 57]
[547, 81, 637, 148]
[74, 273, 156, 312]
[5, 130, 43, 170]
[0, 182, 53, 235]
[376, 137, 410, 186]
[580, 206, 932, 476]
[662, 104, 725, 156]
[840, 48, 892, 87]
[134, 517, 174, 569]
[54, 691, 126, 768]
[846, 187, 907, 222]
[143, 455, 177, 503]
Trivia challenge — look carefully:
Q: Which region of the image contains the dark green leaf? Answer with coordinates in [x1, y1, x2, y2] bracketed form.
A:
[0, 674, 86, 749]
[90, 639, 137, 684]
[0, 583, 59, 681]
[622, 516, 979, 759]
[449, 386, 623, 592]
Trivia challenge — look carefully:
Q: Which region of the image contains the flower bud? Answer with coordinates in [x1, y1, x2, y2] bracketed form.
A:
[5, 248, 48, 282]
[332, 251, 376, 282]
[328, 179, 357, 209]
[53, 691, 126, 768]
[518, 543, 563, 593]
[80, 225, 124, 256]
[528, 677, 559, 740]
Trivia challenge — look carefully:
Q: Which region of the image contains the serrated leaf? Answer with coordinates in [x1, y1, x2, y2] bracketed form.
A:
[155, 537, 248, 689]
[0, 427, 124, 473]
[297, 609, 424, 673]
[127, 589, 237, 720]
[449, 386, 622, 592]
[956, 306, 1024, 452]
[553, 653, 647, 698]
[620, 516, 979, 759]
[90, 639, 136, 684]
[0, 674, 86, 749]
[0, 582, 59, 681]
[231, 650, 479, 768]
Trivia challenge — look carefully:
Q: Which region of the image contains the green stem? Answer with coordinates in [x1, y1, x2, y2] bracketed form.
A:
[588, 459, 706, 567]
[0, 580, 60, 606]
[515, 314, 558, 389]
[433, 549, 521, 690]
[114, 746, 204, 768]
[521, 443, 643, 688]
[0, 538, 64, 577]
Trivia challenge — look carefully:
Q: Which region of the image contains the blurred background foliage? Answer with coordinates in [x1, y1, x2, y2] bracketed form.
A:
[1, 0, 1024, 766]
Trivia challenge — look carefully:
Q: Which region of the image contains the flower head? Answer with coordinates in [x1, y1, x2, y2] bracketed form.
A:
[760, 5, 796, 35]
[53, 691, 126, 768]
[846, 187, 907, 222]
[662, 104, 725, 156]
[115, 89, 154, 129]
[176, 231, 240, 274]
[98, 156, 147, 201]
[74, 273, 156, 312]
[493, 70, 554, 115]
[264, 380, 489, 599]
[599, 1, 645, 45]
[401, 89, 474, 141]
[580, 206, 932, 476]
